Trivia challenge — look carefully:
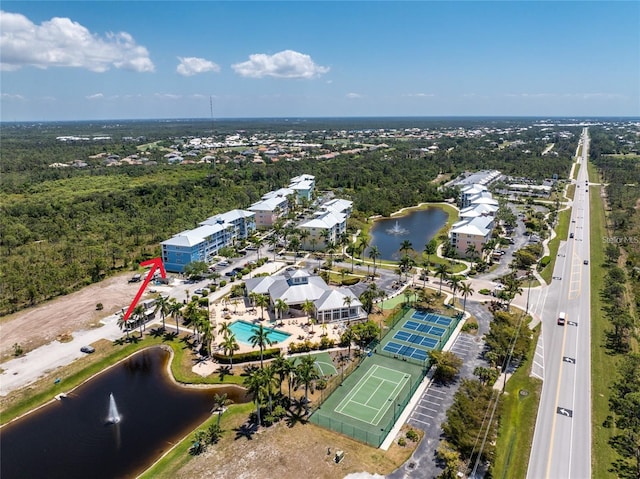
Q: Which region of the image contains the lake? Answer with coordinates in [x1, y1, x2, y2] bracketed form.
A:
[0, 347, 249, 479]
[366, 206, 448, 261]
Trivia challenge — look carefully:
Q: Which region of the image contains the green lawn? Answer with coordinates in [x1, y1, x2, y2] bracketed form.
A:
[539, 208, 571, 284]
[491, 325, 542, 479]
[588, 172, 627, 477]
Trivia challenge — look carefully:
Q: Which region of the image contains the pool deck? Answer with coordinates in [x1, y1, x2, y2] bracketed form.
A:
[208, 297, 346, 355]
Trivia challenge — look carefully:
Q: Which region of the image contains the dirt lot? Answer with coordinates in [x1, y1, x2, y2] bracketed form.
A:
[0, 273, 141, 361]
[170, 418, 418, 479]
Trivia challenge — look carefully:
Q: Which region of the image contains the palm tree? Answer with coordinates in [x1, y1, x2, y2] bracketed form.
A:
[255, 293, 269, 321]
[299, 229, 310, 250]
[117, 313, 130, 339]
[200, 318, 214, 356]
[400, 254, 416, 282]
[130, 304, 146, 338]
[218, 320, 231, 339]
[154, 295, 170, 331]
[357, 234, 369, 259]
[301, 299, 315, 324]
[421, 260, 430, 288]
[400, 239, 413, 257]
[295, 355, 320, 416]
[448, 276, 462, 307]
[274, 298, 288, 320]
[346, 242, 357, 272]
[271, 354, 291, 396]
[341, 327, 355, 357]
[343, 295, 353, 320]
[459, 282, 475, 313]
[423, 239, 437, 270]
[368, 245, 380, 278]
[243, 367, 266, 426]
[249, 324, 273, 368]
[465, 244, 478, 267]
[435, 263, 450, 296]
[211, 393, 233, 426]
[221, 333, 239, 369]
[168, 299, 182, 334]
[254, 237, 263, 261]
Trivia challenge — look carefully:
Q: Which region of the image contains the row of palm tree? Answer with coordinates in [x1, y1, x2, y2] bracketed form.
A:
[242, 353, 320, 424]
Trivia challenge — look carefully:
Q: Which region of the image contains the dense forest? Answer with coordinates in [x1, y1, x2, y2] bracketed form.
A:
[1, 118, 581, 315]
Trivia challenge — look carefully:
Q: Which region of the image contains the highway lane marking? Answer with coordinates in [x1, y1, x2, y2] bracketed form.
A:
[545, 320, 569, 479]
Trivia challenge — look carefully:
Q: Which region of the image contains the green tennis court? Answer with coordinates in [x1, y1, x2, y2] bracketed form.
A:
[334, 365, 411, 426]
[292, 352, 337, 377]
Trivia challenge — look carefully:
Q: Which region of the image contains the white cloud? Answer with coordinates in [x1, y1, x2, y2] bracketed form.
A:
[232, 49, 329, 79]
[346, 92, 363, 99]
[154, 93, 182, 100]
[176, 56, 220, 76]
[403, 93, 435, 98]
[0, 11, 154, 72]
[1, 92, 25, 100]
[86, 93, 104, 100]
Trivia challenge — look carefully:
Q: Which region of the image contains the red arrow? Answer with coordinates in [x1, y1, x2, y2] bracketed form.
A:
[122, 258, 167, 323]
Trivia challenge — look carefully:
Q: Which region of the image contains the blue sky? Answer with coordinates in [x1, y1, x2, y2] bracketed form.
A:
[1, 1, 638, 121]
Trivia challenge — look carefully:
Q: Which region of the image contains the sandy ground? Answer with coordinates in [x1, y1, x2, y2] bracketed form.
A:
[0, 273, 143, 362]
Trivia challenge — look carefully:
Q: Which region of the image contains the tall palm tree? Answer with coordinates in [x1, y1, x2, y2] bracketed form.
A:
[295, 355, 320, 416]
[133, 304, 146, 338]
[116, 313, 130, 339]
[465, 244, 478, 267]
[368, 245, 381, 278]
[299, 229, 310, 250]
[274, 298, 288, 320]
[154, 295, 170, 331]
[400, 240, 413, 257]
[301, 299, 315, 324]
[346, 242, 357, 272]
[221, 333, 239, 369]
[243, 367, 266, 426]
[459, 282, 475, 313]
[168, 299, 182, 334]
[435, 263, 451, 296]
[254, 237, 263, 261]
[357, 234, 369, 259]
[200, 318, 214, 356]
[255, 293, 269, 321]
[249, 324, 273, 368]
[423, 239, 437, 269]
[271, 354, 290, 396]
[218, 321, 231, 339]
[211, 393, 233, 426]
[343, 295, 353, 320]
[448, 276, 463, 306]
[421, 260, 430, 288]
[341, 327, 355, 357]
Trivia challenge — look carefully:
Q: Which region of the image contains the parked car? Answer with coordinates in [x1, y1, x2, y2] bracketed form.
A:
[80, 345, 95, 354]
[583, 259, 589, 265]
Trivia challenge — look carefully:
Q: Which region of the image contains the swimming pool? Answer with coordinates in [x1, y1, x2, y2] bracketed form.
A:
[228, 320, 291, 345]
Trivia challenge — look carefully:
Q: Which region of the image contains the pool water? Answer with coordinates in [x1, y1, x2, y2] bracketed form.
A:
[228, 320, 291, 344]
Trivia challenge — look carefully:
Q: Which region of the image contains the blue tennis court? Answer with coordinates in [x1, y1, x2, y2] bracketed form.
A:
[393, 331, 439, 348]
[382, 342, 430, 361]
[411, 310, 453, 327]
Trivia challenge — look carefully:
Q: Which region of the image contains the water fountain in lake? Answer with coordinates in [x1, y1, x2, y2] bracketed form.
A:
[106, 393, 121, 424]
[386, 220, 408, 236]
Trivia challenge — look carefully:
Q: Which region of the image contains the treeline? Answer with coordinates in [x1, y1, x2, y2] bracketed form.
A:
[0, 120, 577, 315]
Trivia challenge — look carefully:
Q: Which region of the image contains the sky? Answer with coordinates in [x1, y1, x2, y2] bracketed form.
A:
[1, 1, 639, 121]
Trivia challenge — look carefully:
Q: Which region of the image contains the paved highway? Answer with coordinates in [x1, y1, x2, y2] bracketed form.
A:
[527, 128, 592, 479]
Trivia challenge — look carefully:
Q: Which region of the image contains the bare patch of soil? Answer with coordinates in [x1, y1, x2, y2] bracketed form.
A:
[173, 419, 420, 479]
[0, 273, 143, 361]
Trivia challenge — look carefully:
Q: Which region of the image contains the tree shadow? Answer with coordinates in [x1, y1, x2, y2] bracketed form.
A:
[285, 398, 309, 427]
[234, 422, 258, 440]
[149, 328, 165, 338]
[163, 331, 178, 342]
[217, 366, 233, 380]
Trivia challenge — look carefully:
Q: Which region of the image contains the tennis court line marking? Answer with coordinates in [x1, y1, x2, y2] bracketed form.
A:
[315, 360, 338, 376]
[334, 365, 410, 425]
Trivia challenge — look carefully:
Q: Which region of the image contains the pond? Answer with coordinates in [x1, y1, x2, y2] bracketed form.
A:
[1, 347, 249, 479]
[366, 206, 448, 261]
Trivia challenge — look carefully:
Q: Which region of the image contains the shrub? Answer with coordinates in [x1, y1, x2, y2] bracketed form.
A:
[12, 343, 23, 357]
[479, 288, 491, 295]
[220, 280, 227, 287]
[316, 379, 328, 390]
[96, 303, 104, 310]
[406, 429, 419, 442]
[319, 336, 335, 350]
[398, 437, 407, 447]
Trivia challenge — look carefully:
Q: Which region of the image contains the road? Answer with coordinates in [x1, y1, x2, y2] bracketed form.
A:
[527, 128, 592, 479]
